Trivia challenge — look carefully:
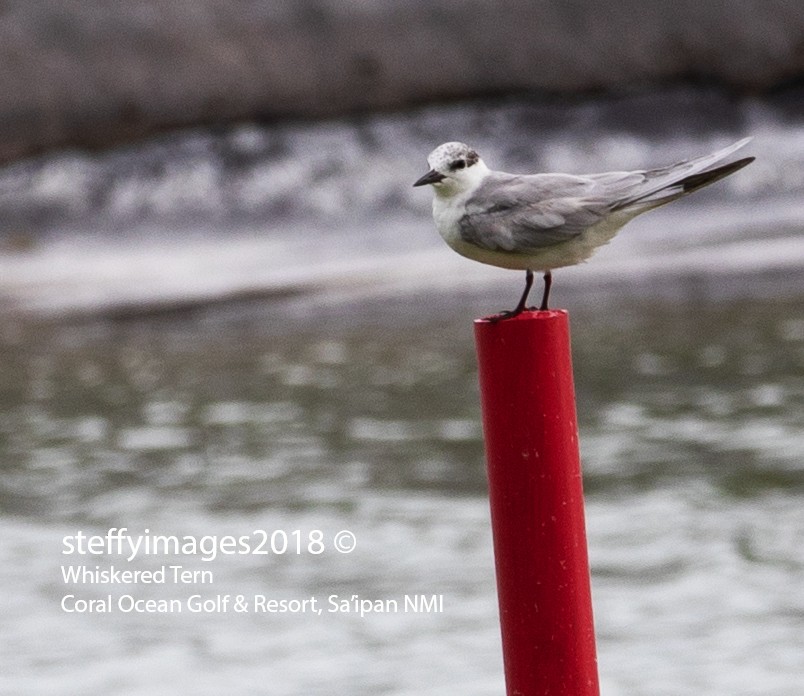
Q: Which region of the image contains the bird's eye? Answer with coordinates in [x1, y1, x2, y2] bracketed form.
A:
[451, 159, 466, 171]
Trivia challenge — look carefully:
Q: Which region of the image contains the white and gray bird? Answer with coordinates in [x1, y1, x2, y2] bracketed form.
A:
[413, 138, 754, 320]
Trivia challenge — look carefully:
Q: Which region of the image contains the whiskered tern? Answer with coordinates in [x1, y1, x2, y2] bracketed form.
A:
[414, 138, 754, 320]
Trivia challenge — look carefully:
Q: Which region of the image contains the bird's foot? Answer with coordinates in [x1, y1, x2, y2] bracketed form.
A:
[485, 306, 527, 323]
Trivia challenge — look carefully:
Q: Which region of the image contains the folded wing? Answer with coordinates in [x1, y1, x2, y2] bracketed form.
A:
[459, 138, 753, 253]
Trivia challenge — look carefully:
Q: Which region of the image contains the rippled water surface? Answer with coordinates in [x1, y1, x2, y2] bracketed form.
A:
[0, 290, 802, 695]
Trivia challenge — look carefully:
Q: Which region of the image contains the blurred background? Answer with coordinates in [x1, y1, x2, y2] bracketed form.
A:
[0, 1, 802, 695]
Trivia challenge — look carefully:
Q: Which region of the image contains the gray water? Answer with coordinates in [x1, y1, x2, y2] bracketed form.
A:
[0, 90, 803, 695]
[0, 292, 802, 696]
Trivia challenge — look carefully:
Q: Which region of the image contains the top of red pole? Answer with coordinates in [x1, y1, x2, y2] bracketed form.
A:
[474, 309, 568, 326]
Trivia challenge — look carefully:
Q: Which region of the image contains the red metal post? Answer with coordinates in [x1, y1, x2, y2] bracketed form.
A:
[474, 310, 599, 696]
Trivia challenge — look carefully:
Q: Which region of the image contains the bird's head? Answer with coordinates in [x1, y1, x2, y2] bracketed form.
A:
[413, 142, 488, 196]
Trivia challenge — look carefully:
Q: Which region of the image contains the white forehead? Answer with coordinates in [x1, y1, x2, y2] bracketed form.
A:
[427, 141, 475, 170]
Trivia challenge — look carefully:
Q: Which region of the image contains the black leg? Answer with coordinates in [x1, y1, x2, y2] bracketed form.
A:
[515, 269, 534, 314]
[488, 270, 533, 322]
[539, 270, 552, 311]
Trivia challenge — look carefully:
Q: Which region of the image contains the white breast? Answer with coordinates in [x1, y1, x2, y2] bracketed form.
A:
[432, 195, 467, 246]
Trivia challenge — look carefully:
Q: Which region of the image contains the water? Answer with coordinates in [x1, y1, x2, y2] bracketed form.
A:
[0, 290, 801, 695]
[0, 88, 802, 694]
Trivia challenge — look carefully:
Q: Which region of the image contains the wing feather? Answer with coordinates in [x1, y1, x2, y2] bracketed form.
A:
[459, 173, 611, 252]
[457, 138, 752, 253]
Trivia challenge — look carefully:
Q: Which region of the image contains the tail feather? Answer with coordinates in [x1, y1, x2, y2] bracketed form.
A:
[680, 157, 755, 194]
[620, 156, 755, 210]
[612, 138, 754, 212]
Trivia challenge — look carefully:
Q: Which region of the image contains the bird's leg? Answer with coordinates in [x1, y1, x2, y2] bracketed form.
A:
[488, 270, 533, 322]
[515, 269, 534, 314]
[539, 270, 552, 311]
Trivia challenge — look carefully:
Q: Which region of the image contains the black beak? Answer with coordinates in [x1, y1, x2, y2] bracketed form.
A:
[413, 169, 446, 187]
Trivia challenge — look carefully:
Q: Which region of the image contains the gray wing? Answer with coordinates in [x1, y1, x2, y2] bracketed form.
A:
[459, 138, 752, 253]
[458, 172, 636, 252]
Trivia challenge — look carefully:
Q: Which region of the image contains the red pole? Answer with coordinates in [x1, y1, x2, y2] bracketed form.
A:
[474, 310, 599, 696]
